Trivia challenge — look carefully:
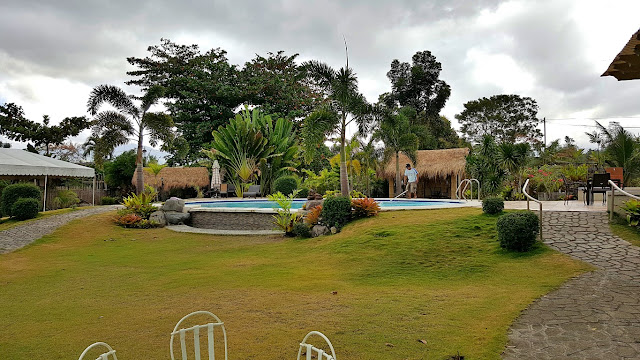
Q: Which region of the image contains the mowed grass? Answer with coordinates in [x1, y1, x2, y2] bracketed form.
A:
[0, 208, 591, 359]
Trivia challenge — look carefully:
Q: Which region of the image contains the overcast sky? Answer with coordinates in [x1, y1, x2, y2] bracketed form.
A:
[1, 0, 640, 152]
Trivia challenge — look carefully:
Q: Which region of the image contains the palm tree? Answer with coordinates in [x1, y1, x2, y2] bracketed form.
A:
[87, 85, 173, 193]
[302, 60, 371, 196]
[605, 127, 640, 185]
[354, 137, 383, 197]
[374, 108, 419, 196]
[498, 142, 529, 192]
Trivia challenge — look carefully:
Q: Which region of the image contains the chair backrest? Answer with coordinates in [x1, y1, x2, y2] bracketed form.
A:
[78, 342, 118, 360]
[170, 311, 227, 360]
[606, 167, 623, 184]
[247, 185, 260, 193]
[227, 184, 236, 192]
[592, 173, 611, 187]
[297, 331, 336, 360]
[220, 184, 228, 193]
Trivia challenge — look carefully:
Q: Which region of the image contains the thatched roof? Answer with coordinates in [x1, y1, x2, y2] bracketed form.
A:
[602, 28, 640, 80]
[378, 148, 469, 180]
[132, 167, 210, 190]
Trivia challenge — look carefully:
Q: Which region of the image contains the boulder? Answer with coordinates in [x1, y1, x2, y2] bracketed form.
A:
[311, 225, 330, 237]
[164, 211, 191, 225]
[304, 199, 324, 211]
[330, 226, 338, 234]
[162, 198, 185, 212]
[149, 211, 167, 226]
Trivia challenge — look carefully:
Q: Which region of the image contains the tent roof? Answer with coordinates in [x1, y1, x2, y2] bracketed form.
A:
[602, 28, 640, 80]
[0, 149, 95, 178]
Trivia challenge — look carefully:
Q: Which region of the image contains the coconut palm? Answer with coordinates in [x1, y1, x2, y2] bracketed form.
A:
[374, 108, 419, 196]
[87, 85, 173, 193]
[302, 60, 372, 196]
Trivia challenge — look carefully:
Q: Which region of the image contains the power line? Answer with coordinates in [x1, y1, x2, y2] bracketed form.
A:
[546, 116, 640, 121]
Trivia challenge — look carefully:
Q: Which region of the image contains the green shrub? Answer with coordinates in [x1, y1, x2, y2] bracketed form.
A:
[274, 175, 298, 196]
[321, 195, 352, 229]
[52, 190, 80, 209]
[292, 221, 312, 238]
[11, 198, 40, 220]
[482, 197, 504, 214]
[0, 180, 10, 217]
[2, 183, 41, 217]
[496, 212, 540, 252]
[101, 196, 119, 205]
[297, 187, 309, 199]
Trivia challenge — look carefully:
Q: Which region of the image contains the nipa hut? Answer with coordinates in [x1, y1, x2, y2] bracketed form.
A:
[379, 148, 469, 199]
[132, 167, 210, 192]
[602, 28, 640, 81]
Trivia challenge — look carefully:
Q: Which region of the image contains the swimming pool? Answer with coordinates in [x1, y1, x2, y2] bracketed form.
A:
[184, 198, 474, 231]
[186, 198, 466, 210]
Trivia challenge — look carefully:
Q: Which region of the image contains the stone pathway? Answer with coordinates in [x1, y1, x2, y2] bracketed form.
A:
[0, 206, 118, 254]
[503, 211, 640, 359]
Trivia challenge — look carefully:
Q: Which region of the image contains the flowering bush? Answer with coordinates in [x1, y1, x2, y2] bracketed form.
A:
[522, 165, 563, 195]
[114, 213, 143, 228]
[351, 198, 381, 219]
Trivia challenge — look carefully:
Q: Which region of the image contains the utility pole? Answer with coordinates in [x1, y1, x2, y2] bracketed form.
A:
[543, 117, 546, 149]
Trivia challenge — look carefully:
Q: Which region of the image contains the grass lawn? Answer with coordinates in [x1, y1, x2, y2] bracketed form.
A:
[609, 214, 640, 247]
[0, 208, 590, 359]
[0, 206, 92, 232]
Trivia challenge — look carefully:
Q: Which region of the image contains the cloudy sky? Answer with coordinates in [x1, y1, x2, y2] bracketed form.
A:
[1, 0, 640, 152]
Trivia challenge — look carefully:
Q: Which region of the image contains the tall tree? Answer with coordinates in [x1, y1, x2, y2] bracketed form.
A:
[0, 103, 89, 155]
[302, 60, 372, 196]
[456, 94, 542, 144]
[385, 50, 451, 117]
[605, 127, 640, 185]
[127, 39, 243, 162]
[242, 51, 322, 124]
[465, 135, 506, 196]
[87, 85, 173, 194]
[374, 107, 419, 196]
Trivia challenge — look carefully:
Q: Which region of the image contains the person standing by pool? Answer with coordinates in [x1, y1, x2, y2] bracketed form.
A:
[404, 163, 419, 199]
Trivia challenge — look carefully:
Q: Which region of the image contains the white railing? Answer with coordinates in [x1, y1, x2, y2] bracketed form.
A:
[456, 179, 480, 201]
[523, 179, 543, 240]
[608, 180, 640, 220]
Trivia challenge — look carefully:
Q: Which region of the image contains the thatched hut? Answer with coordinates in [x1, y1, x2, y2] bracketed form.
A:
[132, 167, 210, 192]
[602, 28, 640, 81]
[379, 148, 469, 199]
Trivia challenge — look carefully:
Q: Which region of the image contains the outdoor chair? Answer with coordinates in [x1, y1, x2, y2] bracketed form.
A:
[242, 185, 261, 198]
[78, 342, 118, 360]
[170, 311, 228, 360]
[296, 331, 337, 360]
[220, 184, 228, 198]
[226, 184, 236, 197]
[560, 174, 579, 205]
[590, 173, 611, 205]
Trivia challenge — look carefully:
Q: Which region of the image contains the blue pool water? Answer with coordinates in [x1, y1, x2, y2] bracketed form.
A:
[188, 199, 462, 209]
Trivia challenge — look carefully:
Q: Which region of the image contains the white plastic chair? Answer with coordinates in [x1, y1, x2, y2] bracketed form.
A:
[78, 342, 118, 360]
[170, 311, 228, 360]
[296, 331, 336, 360]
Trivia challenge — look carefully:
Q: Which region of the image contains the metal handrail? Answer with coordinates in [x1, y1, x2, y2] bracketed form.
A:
[608, 180, 640, 220]
[523, 179, 543, 240]
[456, 179, 480, 201]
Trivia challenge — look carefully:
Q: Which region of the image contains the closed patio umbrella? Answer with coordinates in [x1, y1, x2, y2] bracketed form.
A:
[211, 160, 221, 197]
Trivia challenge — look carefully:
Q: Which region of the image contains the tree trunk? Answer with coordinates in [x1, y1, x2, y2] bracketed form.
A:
[395, 151, 402, 196]
[339, 116, 349, 196]
[136, 125, 144, 195]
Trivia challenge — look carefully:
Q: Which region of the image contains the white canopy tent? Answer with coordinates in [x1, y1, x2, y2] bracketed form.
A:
[0, 149, 96, 211]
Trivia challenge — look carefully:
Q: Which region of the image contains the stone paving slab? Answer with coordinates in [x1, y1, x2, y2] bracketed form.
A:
[0, 206, 119, 254]
[503, 211, 640, 359]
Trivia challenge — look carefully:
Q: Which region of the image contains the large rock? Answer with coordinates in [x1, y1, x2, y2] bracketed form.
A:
[164, 211, 191, 225]
[311, 225, 330, 237]
[304, 199, 323, 211]
[149, 211, 166, 227]
[162, 198, 185, 212]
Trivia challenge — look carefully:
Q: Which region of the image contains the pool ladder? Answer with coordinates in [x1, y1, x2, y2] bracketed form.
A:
[456, 179, 480, 201]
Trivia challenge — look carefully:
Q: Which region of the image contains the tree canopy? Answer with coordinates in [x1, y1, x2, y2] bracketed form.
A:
[0, 103, 89, 156]
[456, 94, 542, 144]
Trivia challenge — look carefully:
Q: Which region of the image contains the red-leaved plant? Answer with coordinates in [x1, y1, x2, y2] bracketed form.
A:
[304, 205, 323, 225]
[351, 198, 380, 219]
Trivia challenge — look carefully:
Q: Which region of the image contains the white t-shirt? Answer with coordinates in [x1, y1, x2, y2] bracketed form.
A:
[404, 168, 418, 183]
